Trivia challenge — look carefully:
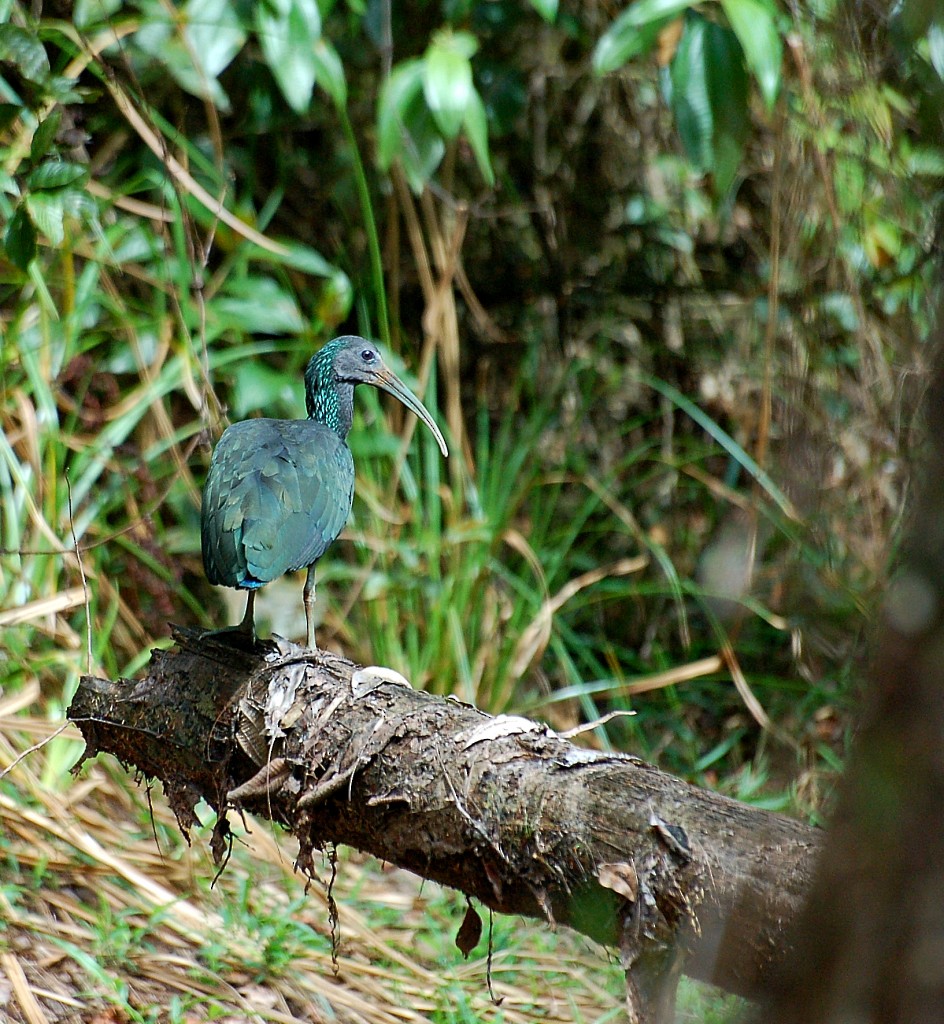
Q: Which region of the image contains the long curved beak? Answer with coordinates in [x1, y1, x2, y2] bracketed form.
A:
[374, 369, 449, 458]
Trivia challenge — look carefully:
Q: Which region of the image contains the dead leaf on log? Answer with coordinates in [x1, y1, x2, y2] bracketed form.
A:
[456, 900, 483, 957]
[598, 861, 639, 903]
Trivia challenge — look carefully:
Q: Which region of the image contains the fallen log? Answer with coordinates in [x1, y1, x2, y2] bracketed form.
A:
[68, 627, 819, 1023]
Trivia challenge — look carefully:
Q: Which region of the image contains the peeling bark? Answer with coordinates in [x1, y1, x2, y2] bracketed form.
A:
[68, 627, 819, 1021]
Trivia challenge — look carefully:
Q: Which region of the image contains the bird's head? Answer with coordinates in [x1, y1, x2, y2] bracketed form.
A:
[306, 336, 449, 457]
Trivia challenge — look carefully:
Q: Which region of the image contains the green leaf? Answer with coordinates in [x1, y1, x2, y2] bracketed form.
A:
[210, 277, 305, 335]
[593, 0, 698, 74]
[529, 0, 558, 22]
[74, 0, 123, 27]
[720, 0, 782, 110]
[3, 205, 37, 270]
[312, 38, 347, 107]
[594, 14, 673, 74]
[929, 21, 944, 81]
[182, 0, 247, 79]
[462, 88, 494, 186]
[255, 0, 321, 114]
[26, 160, 88, 190]
[702, 19, 749, 197]
[0, 23, 50, 83]
[30, 109, 62, 164]
[377, 59, 425, 169]
[671, 17, 713, 169]
[614, 0, 698, 26]
[671, 14, 748, 198]
[26, 192, 64, 245]
[423, 32, 476, 139]
[246, 238, 340, 277]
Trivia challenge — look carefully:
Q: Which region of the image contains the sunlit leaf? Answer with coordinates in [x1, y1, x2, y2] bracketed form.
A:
[255, 0, 321, 113]
[26, 160, 87, 190]
[182, 0, 247, 79]
[423, 32, 476, 139]
[398, 102, 446, 192]
[529, 0, 558, 23]
[245, 238, 339, 277]
[312, 38, 347, 106]
[377, 58, 425, 169]
[463, 88, 495, 186]
[593, 0, 696, 74]
[210, 277, 305, 335]
[74, 0, 123, 27]
[0, 23, 50, 82]
[26, 192, 65, 245]
[929, 20, 944, 80]
[720, 0, 782, 110]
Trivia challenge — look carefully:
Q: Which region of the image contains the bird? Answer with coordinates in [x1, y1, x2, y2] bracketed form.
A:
[201, 335, 448, 649]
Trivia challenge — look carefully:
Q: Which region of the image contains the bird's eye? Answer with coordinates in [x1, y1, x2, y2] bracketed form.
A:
[361, 349, 375, 363]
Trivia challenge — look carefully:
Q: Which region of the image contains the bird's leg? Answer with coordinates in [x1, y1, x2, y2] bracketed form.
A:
[303, 565, 318, 650]
[239, 589, 256, 639]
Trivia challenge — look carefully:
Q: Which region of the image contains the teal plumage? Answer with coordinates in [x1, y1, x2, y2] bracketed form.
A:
[200, 336, 448, 649]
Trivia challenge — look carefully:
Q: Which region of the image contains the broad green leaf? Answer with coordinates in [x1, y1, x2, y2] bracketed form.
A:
[594, 0, 697, 73]
[45, 75, 83, 104]
[27, 160, 88, 190]
[26, 192, 64, 245]
[134, 8, 234, 110]
[30, 109, 62, 164]
[377, 59, 425, 169]
[3, 205, 37, 270]
[0, 23, 49, 82]
[617, 0, 699, 26]
[397, 101, 447, 192]
[594, 14, 673, 74]
[245, 238, 340, 277]
[423, 32, 476, 139]
[703, 19, 749, 197]
[182, 0, 247, 79]
[929, 21, 944, 81]
[74, 0, 123, 27]
[210, 277, 305, 335]
[671, 14, 748, 198]
[312, 38, 347, 107]
[529, 0, 558, 23]
[720, 0, 782, 110]
[462, 88, 495, 186]
[232, 361, 298, 419]
[255, 0, 321, 113]
[671, 17, 713, 169]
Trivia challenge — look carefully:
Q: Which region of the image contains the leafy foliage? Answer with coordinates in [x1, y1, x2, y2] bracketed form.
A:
[1, 0, 942, 833]
[1, 0, 943, 1016]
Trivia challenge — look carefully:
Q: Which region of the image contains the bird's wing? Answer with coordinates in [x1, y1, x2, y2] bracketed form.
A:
[201, 419, 355, 588]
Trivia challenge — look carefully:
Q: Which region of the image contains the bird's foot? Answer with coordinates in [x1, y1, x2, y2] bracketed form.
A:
[201, 624, 262, 652]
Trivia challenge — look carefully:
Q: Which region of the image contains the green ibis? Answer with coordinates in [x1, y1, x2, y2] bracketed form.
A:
[201, 335, 448, 649]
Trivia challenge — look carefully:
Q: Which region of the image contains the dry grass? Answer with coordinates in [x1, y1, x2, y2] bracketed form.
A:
[0, 691, 622, 1024]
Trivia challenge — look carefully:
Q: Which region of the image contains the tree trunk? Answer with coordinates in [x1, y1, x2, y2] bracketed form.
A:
[68, 628, 818, 1022]
[759, 311, 944, 1023]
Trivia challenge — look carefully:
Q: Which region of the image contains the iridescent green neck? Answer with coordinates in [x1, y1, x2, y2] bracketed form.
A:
[304, 341, 354, 438]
